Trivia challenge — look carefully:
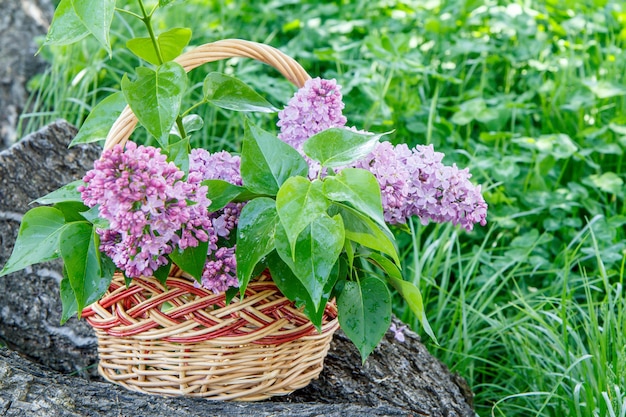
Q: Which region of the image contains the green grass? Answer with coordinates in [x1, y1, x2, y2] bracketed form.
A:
[21, 0, 626, 415]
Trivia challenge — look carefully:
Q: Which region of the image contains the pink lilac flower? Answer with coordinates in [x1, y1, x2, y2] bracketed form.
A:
[201, 246, 238, 293]
[277, 77, 347, 151]
[389, 322, 407, 342]
[188, 148, 243, 292]
[276, 77, 487, 230]
[352, 142, 488, 230]
[189, 149, 242, 185]
[79, 142, 212, 278]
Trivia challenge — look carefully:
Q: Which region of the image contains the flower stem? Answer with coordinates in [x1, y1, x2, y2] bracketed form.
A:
[137, 0, 164, 65]
[136, 0, 187, 140]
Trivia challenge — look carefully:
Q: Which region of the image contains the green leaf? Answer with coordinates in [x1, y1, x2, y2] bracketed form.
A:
[43, 0, 89, 48]
[274, 215, 344, 310]
[127, 28, 192, 65]
[0, 207, 67, 276]
[159, 0, 177, 6]
[54, 202, 89, 223]
[166, 136, 190, 173]
[584, 172, 624, 195]
[267, 251, 339, 330]
[70, 92, 127, 146]
[33, 180, 84, 205]
[59, 222, 111, 315]
[60, 272, 78, 325]
[337, 277, 391, 363]
[323, 168, 387, 230]
[204, 180, 247, 212]
[241, 121, 308, 195]
[168, 240, 209, 282]
[121, 62, 187, 147]
[70, 0, 115, 55]
[236, 197, 280, 293]
[302, 128, 384, 168]
[584, 80, 626, 99]
[387, 274, 437, 343]
[153, 260, 172, 287]
[180, 114, 204, 135]
[276, 177, 329, 255]
[60, 254, 113, 324]
[79, 205, 109, 229]
[203, 73, 278, 113]
[334, 204, 400, 265]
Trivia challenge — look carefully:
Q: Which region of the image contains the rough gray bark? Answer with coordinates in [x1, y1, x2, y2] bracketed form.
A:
[0, 120, 101, 376]
[0, 0, 54, 150]
[0, 348, 410, 417]
[0, 121, 475, 416]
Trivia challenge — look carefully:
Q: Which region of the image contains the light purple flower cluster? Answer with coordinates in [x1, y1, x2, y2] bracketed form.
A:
[188, 148, 243, 292]
[352, 142, 488, 230]
[79, 142, 212, 278]
[277, 78, 487, 230]
[201, 247, 237, 293]
[277, 77, 347, 151]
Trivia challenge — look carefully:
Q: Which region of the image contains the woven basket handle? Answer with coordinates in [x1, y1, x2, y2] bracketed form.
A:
[104, 39, 311, 150]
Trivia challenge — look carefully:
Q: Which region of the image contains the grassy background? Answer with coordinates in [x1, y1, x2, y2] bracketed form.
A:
[22, 0, 626, 415]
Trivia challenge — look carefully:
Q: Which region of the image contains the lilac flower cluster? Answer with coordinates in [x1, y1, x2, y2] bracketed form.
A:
[277, 78, 487, 230]
[277, 77, 347, 151]
[352, 142, 488, 230]
[200, 247, 238, 293]
[79, 142, 212, 278]
[188, 148, 242, 292]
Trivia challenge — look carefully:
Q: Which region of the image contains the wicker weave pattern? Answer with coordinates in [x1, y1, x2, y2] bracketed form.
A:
[83, 274, 338, 400]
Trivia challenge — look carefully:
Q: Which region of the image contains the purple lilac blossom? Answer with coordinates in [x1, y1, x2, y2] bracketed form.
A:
[277, 77, 347, 151]
[201, 246, 238, 293]
[352, 142, 488, 230]
[189, 149, 242, 186]
[79, 142, 212, 278]
[277, 77, 487, 230]
[389, 322, 407, 343]
[188, 148, 243, 292]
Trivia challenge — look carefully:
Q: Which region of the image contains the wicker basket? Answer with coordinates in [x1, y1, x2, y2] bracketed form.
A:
[81, 39, 340, 401]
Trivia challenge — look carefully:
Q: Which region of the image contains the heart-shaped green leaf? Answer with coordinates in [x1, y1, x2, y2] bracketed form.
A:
[44, 0, 89, 48]
[268, 250, 339, 331]
[334, 204, 399, 265]
[34, 180, 84, 205]
[70, 92, 127, 147]
[121, 62, 187, 147]
[241, 121, 308, 195]
[0, 207, 67, 276]
[303, 128, 386, 168]
[70, 0, 115, 55]
[203, 73, 278, 113]
[236, 197, 280, 293]
[337, 277, 391, 363]
[386, 273, 437, 343]
[127, 28, 192, 65]
[204, 180, 247, 212]
[274, 215, 344, 310]
[324, 168, 387, 231]
[276, 177, 329, 255]
[168, 239, 209, 282]
[59, 222, 113, 315]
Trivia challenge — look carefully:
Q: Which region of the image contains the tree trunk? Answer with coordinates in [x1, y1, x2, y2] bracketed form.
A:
[0, 121, 475, 416]
[0, 0, 54, 150]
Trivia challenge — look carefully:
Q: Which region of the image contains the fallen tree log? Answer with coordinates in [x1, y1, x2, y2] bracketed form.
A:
[0, 121, 475, 416]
